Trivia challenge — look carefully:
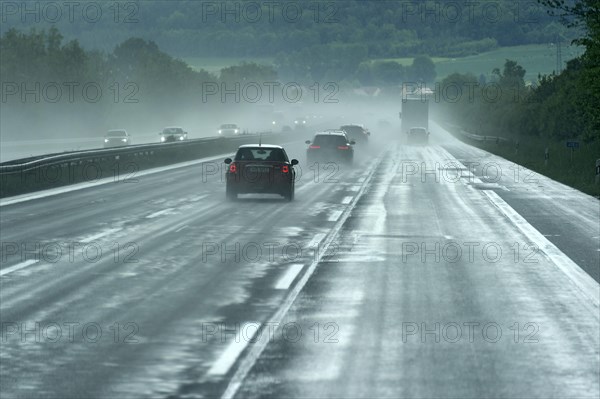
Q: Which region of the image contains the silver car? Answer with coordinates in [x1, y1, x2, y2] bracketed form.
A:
[218, 124, 241, 136]
[104, 129, 130, 148]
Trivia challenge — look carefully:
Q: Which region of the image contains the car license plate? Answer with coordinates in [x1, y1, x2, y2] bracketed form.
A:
[247, 167, 271, 173]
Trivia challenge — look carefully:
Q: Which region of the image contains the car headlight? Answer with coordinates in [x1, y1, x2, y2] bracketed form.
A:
[295, 120, 298, 124]
[272, 121, 276, 125]
[161, 136, 165, 142]
[218, 130, 222, 134]
[302, 120, 306, 124]
[179, 136, 184, 140]
[104, 139, 108, 143]
[122, 138, 127, 142]
[234, 129, 239, 133]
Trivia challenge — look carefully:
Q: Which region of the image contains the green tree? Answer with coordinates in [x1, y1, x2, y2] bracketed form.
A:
[219, 62, 277, 84]
[407, 56, 436, 83]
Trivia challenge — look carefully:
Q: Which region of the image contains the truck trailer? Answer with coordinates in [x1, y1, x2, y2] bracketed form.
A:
[400, 98, 429, 133]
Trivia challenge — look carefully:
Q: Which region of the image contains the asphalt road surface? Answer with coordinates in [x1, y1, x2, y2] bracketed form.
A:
[1, 124, 598, 398]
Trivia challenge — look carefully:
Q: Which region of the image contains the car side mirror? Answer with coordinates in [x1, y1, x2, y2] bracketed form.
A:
[350, 140, 356, 145]
[305, 140, 311, 144]
[224, 158, 232, 164]
[291, 159, 299, 165]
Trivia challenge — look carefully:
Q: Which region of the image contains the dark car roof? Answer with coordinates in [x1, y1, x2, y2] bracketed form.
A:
[238, 144, 283, 149]
[314, 132, 346, 137]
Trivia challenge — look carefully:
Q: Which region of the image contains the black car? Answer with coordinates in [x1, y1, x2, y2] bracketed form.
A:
[407, 127, 430, 145]
[160, 127, 187, 142]
[224, 144, 298, 201]
[305, 132, 355, 165]
[104, 129, 130, 148]
[340, 124, 370, 144]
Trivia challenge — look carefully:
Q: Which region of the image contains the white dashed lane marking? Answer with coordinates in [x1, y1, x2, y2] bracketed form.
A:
[207, 322, 262, 376]
[341, 196, 353, 205]
[81, 228, 121, 243]
[146, 209, 175, 219]
[328, 210, 343, 222]
[0, 260, 39, 277]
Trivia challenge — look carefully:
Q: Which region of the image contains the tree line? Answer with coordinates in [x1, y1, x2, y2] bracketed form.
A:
[6, 0, 572, 58]
[437, 0, 599, 144]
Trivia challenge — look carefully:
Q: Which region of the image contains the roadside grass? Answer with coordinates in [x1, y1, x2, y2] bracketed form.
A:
[444, 124, 600, 198]
[375, 44, 585, 83]
[182, 44, 584, 82]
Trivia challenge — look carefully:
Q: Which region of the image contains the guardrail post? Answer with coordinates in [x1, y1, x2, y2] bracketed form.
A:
[596, 159, 600, 185]
[544, 147, 549, 167]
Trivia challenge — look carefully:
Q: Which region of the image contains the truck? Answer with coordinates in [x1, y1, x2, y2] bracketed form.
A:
[399, 97, 429, 134]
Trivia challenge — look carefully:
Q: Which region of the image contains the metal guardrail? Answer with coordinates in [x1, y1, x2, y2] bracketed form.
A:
[457, 129, 510, 143]
[441, 122, 510, 143]
[0, 133, 274, 170]
[0, 132, 283, 198]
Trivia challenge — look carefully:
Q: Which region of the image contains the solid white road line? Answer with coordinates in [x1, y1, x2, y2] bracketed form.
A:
[341, 196, 353, 205]
[484, 190, 599, 309]
[0, 260, 39, 277]
[274, 264, 304, 290]
[81, 228, 121, 243]
[207, 322, 262, 376]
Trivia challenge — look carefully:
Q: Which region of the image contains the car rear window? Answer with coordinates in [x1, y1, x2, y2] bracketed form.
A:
[313, 135, 347, 146]
[235, 148, 287, 162]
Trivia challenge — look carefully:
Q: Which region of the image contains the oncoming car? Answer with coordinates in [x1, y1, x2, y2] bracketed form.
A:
[224, 144, 298, 201]
[104, 129, 130, 148]
[306, 131, 355, 165]
[159, 126, 187, 142]
[294, 116, 308, 130]
[407, 127, 430, 144]
[218, 124, 241, 136]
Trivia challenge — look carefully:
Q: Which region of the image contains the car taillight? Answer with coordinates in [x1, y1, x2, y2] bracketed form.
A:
[337, 146, 349, 150]
[309, 145, 320, 149]
[282, 165, 289, 173]
[229, 163, 237, 173]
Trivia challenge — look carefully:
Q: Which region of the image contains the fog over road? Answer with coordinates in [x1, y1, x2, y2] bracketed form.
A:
[1, 124, 598, 398]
